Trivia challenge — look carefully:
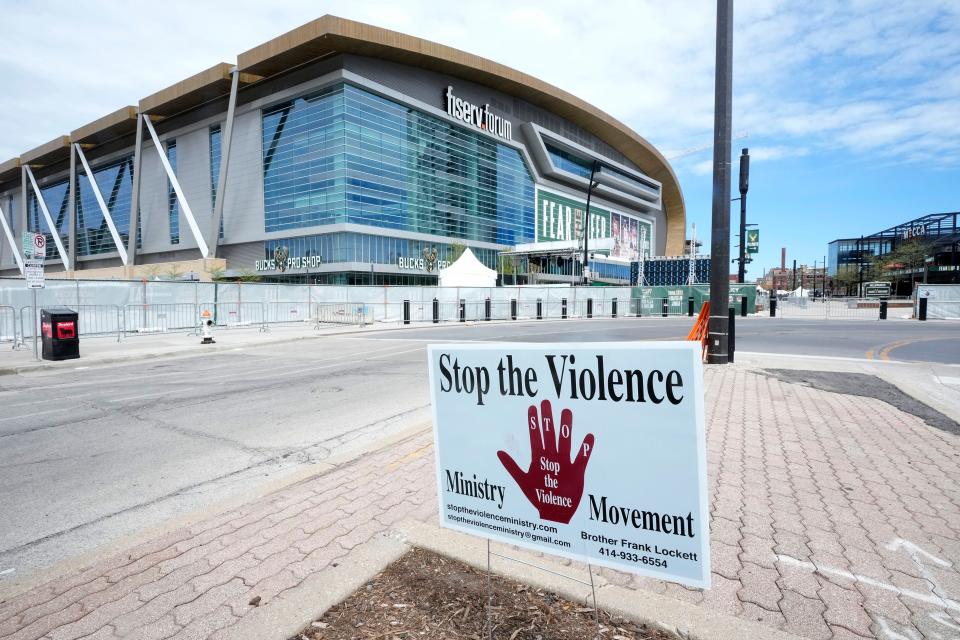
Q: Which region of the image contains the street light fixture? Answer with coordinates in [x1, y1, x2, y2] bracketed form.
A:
[581, 159, 600, 286]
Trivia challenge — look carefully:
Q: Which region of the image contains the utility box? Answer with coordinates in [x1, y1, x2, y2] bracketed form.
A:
[41, 307, 80, 361]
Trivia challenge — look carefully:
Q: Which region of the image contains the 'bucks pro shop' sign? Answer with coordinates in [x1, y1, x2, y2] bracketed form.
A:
[428, 342, 710, 588]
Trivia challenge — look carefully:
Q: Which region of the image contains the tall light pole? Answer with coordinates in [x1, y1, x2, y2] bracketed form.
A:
[737, 148, 749, 283]
[582, 160, 600, 286]
[708, 0, 734, 364]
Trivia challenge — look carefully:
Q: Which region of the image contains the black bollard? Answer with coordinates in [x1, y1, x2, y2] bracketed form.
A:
[432, 298, 439, 324]
[403, 300, 410, 325]
[511, 299, 517, 320]
[612, 298, 618, 318]
[661, 299, 668, 317]
[561, 298, 567, 319]
[741, 296, 748, 317]
[536, 298, 543, 320]
[688, 297, 694, 317]
[485, 298, 491, 321]
[587, 298, 593, 319]
[459, 299, 465, 322]
[879, 298, 888, 320]
[919, 297, 928, 321]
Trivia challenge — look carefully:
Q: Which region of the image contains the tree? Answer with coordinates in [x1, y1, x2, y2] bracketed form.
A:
[448, 241, 466, 262]
[237, 268, 262, 282]
[208, 266, 227, 281]
[164, 264, 184, 280]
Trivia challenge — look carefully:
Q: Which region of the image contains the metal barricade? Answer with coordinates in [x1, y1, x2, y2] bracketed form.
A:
[125, 303, 199, 335]
[312, 302, 370, 326]
[73, 305, 124, 341]
[197, 302, 268, 332]
[18, 305, 123, 342]
[267, 302, 313, 326]
[0, 305, 16, 347]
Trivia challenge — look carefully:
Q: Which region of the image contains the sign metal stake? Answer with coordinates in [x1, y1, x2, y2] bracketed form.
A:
[587, 562, 600, 639]
[486, 538, 493, 640]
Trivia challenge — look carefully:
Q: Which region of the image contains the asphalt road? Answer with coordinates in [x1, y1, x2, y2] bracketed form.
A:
[356, 316, 960, 364]
[0, 315, 956, 587]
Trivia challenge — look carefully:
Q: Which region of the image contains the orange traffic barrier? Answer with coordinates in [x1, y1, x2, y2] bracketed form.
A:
[687, 301, 710, 361]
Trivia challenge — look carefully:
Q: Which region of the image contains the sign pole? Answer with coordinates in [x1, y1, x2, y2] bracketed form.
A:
[32, 288, 38, 361]
[708, 0, 734, 364]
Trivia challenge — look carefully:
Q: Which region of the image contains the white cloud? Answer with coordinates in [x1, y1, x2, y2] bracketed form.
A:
[0, 0, 957, 173]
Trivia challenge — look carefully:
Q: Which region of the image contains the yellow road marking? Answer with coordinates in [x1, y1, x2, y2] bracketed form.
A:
[386, 443, 433, 471]
[867, 337, 960, 361]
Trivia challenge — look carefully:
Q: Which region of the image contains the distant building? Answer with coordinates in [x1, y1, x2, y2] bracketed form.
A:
[828, 212, 959, 295]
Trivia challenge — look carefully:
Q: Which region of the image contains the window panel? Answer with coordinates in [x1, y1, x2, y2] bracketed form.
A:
[262, 83, 534, 243]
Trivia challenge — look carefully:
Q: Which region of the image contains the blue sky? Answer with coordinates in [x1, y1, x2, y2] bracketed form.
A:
[0, 0, 957, 277]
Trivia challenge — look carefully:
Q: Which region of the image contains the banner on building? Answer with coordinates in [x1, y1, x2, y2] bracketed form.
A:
[535, 188, 652, 262]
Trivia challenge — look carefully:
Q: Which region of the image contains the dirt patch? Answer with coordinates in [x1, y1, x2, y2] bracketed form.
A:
[293, 547, 677, 640]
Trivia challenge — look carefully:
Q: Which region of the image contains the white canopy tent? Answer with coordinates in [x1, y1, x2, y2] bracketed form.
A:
[438, 248, 498, 287]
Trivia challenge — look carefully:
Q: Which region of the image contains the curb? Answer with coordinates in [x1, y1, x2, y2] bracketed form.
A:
[0, 422, 432, 602]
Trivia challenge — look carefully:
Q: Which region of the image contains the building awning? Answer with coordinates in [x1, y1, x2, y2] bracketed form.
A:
[138, 63, 258, 118]
[20, 136, 71, 167]
[0, 157, 20, 190]
[71, 106, 139, 146]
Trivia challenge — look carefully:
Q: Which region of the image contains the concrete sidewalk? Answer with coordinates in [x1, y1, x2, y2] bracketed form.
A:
[1, 364, 959, 640]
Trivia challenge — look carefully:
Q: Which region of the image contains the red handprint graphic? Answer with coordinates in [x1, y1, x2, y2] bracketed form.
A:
[497, 400, 595, 524]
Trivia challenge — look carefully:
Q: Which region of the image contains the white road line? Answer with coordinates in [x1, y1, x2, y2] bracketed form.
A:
[0, 568, 14, 576]
[776, 554, 960, 612]
[936, 376, 960, 386]
[0, 407, 75, 422]
[108, 390, 176, 403]
[363, 346, 425, 359]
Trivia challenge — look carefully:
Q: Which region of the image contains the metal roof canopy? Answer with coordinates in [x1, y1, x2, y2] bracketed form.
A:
[139, 63, 251, 118]
[20, 136, 71, 167]
[0, 157, 20, 188]
[71, 106, 138, 146]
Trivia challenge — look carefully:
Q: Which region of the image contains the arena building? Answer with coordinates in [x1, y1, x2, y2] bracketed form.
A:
[0, 15, 684, 285]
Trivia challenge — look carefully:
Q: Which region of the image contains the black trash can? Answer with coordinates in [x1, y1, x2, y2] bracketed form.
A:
[41, 307, 80, 361]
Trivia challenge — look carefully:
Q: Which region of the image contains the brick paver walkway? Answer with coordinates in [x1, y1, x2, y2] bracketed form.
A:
[1, 367, 958, 639]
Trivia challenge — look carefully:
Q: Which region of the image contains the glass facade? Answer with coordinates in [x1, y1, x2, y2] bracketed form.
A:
[210, 124, 223, 239]
[827, 238, 892, 275]
[264, 232, 499, 271]
[28, 181, 69, 260]
[546, 142, 659, 193]
[262, 83, 535, 245]
[77, 155, 135, 256]
[166, 139, 179, 245]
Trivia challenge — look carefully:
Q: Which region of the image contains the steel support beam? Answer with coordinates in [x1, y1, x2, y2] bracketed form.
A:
[127, 112, 144, 265]
[143, 115, 210, 258]
[210, 69, 239, 257]
[0, 203, 25, 274]
[20, 166, 27, 248]
[75, 144, 129, 264]
[68, 144, 77, 270]
[25, 165, 70, 270]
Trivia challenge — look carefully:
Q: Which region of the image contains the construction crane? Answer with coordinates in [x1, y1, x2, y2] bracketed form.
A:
[667, 131, 749, 160]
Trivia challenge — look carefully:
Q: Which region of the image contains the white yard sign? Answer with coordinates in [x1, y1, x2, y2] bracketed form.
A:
[428, 342, 710, 588]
